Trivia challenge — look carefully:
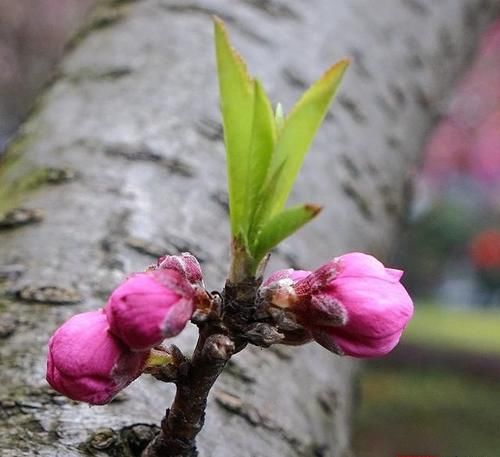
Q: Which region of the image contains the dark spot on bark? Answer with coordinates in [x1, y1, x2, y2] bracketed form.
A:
[324, 111, 335, 123]
[338, 95, 366, 124]
[42, 166, 78, 184]
[90, 11, 123, 30]
[439, 27, 455, 58]
[316, 388, 338, 415]
[110, 0, 142, 6]
[463, 3, 479, 30]
[65, 66, 133, 83]
[0, 167, 75, 209]
[105, 142, 195, 177]
[100, 237, 126, 271]
[378, 183, 402, 219]
[239, 0, 299, 20]
[348, 48, 371, 79]
[384, 198, 401, 218]
[0, 208, 44, 230]
[225, 360, 256, 384]
[282, 67, 308, 89]
[125, 236, 169, 258]
[211, 189, 229, 213]
[404, 36, 425, 70]
[0, 264, 26, 281]
[408, 52, 424, 69]
[279, 250, 301, 270]
[83, 4, 124, 32]
[413, 84, 432, 111]
[402, 175, 415, 212]
[401, 0, 429, 16]
[70, 4, 126, 49]
[126, 234, 208, 264]
[341, 182, 373, 221]
[378, 183, 392, 198]
[99, 210, 130, 270]
[340, 153, 361, 179]
[14, 285, 82, 305]
[0, 399, 19, 418]
[267, 345, 293, 360]
[196, 118, 223, 142]
[386, 134, 401, 150]
[310, 443, 330, 457]
[375, 94, 398, 120]
[164, 233, 208, 263]
[389, 84, 407, 107]
[366, 162, 380, 176]
[158, 157, 195, 178]
[214, 390, 248, 415]
[0, 312, 17, 338]
[160, 3, 224, 16]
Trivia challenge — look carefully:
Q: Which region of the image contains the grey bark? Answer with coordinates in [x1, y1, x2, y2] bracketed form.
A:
[0, 0, 498, 456]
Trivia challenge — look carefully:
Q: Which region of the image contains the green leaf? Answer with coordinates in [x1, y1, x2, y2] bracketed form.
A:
[275, 102, 285, 134]
[248, 159, 286, 241]
[214, 16, 255, 237]
[263, 60, 349, 218]
[251, 203, 322, 263]
[245, 79, 276, 235]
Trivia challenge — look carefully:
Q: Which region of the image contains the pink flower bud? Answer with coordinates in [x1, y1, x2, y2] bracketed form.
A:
[263, 253, 413, 358]
[264, 268, 312, 285]
[105, 269, 195, 351]
[46, 310, 147, 405]
[156, 252, 204, 286]
[262, 269, 312, 308]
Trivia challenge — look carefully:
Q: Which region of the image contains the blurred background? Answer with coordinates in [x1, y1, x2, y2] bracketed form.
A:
[356, 16, 500, 457]
[1, 2, 499, 456]
[0, 0, 95, 151]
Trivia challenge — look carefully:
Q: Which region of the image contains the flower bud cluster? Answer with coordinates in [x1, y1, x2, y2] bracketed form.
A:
[46, 250, 413, 404]
[260, 252, 414, 358]
[46, 253, 203, 405]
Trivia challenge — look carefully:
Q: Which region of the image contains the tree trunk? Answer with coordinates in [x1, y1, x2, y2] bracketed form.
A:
[0, 1, 497, 456]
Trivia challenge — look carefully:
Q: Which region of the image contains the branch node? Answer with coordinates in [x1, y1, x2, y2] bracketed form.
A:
[202, 334, 235, 361]
[243, 322, 284, 347]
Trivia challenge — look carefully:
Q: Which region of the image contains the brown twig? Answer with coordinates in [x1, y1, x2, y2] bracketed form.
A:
[142, 327, 235, 457]
[142, 276, 264, 457]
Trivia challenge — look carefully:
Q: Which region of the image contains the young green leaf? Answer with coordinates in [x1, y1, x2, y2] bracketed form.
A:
[275, 102, 285, 134]
[247, 159, 286, 242]
[245, 79, 277, 236]
[214, 16, 255, 238]
[252, 203, 322, 263]
[263, 60, 349, 218]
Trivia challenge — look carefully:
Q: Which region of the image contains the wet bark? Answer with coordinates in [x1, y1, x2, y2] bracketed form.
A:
[0, 1, 498, 456]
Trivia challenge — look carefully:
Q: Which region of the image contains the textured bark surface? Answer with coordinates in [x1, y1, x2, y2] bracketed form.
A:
[0, 1, 498, 456]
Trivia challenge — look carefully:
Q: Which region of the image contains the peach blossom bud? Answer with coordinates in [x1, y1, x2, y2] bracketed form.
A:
[156, 252, 204, 286]
[262, 253, 413, 358]
[261, 269, 312, 308]
[46, 310, 147, 405]
[105, 269, 194, 351]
